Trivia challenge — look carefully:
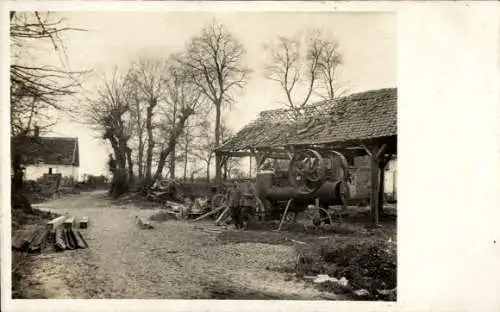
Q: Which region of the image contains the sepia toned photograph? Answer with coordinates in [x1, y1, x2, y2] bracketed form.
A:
[9, 10, 397, 301]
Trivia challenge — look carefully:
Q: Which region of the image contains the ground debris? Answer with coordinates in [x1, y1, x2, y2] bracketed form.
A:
[136, 216, 155, 229]
[148, 211, 179, 222]
[353, 288, 371, 299]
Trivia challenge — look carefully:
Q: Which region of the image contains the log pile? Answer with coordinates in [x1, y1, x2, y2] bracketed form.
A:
[12, 215, 89, 253]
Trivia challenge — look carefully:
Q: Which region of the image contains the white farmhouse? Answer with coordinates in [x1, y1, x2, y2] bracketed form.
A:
[14, 136, 80, 181]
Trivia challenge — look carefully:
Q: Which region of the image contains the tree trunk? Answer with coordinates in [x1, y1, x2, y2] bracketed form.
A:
[137, 134, 144, 179]
[223, 162, 228, 180]
[151, 111, 192, 184]
[214, 103, 222, 181]
[169, 103, 178, 180]
[169, 148, 176, 179]
[117, 139, 127, 170]
[206, 158, 211, 182]
[183, 139, 189, 180]
[126, 147, 134, 184]
[12, 153, 24, 191]
[145, 100, 156, 183]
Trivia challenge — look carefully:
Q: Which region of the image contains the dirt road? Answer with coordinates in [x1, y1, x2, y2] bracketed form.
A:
[21, 191, 339, 299]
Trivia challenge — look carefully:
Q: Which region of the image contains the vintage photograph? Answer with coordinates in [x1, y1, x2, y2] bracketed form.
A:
[9, 10, 397, 300]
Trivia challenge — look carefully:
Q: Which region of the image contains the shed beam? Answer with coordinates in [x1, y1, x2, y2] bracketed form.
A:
[363, 141, 391, 226]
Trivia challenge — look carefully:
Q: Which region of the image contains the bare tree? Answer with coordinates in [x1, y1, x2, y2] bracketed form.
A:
[126, 80, 147, 180]
[313, 32, 344, 100]
[127, 58, 166, 184]
[10, 12, 87, 193]
[85, 69, 134, 182]
[190, 119, 216, 182]
[10, 12, 87, 137]
[264, 29, 344, 116]
[179, 21, 251, 181]
[177, 118, 200, 180]
[149, 63, 205, 184]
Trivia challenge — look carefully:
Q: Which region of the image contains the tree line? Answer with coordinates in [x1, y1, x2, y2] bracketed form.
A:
[10, 12, 345, 198]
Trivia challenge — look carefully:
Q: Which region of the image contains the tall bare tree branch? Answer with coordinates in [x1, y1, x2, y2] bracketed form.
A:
[263, 29, 344, 117]
[178, 21, 251, 181]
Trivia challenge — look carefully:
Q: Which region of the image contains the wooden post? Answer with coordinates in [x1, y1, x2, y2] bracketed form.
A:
[362, 142, 388, 226]
[378, 166, 385, 217]
[370, 154, 380, 226]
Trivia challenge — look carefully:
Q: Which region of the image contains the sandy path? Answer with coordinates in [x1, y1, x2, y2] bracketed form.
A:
[22, 191, 338, 299]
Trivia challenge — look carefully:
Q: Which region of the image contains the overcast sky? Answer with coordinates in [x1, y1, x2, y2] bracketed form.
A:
[42, 11, 396, 177]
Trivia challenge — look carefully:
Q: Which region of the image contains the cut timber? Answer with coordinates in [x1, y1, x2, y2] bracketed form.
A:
[193, 205, 227, 222]
[64, 228, 76, 249]
[64, 216, 75, 229]
[76, 230, 88, 248]
[12, 226, 38, 251]
[55, 228, 67, 251]
[214, 206, 230, 225]
[29, 225, 50, 253]
[79, 217, 89, 229]
[48, 216, 67, 230]
[70, 228, 88, 249]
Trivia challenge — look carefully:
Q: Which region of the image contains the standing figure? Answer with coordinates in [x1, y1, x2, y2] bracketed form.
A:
[240, 182, 256, 229]
[229, 183, 243, 229]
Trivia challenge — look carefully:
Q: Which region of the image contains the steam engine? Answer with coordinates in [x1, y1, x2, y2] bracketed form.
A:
[255, 149, 351, 220]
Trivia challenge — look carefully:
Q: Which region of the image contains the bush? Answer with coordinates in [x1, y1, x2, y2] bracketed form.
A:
[321, 239, 397, 293]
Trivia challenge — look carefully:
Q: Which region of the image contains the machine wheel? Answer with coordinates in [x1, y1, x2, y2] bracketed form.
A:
[288, 149, 327, 195]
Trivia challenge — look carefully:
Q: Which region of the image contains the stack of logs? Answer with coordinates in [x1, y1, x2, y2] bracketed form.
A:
[12, 215, 89, 253]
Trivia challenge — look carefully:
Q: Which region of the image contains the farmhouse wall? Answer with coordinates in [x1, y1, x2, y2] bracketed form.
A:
[25, 164, 79, 181]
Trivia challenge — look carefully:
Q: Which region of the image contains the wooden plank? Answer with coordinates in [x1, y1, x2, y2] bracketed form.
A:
[214, 206, 230, 225]
[65, 228, 76, 249]
[64, 216, 75, 229]
[55, 228, 67, 251]
[70, 229, 87, 249]
[74, 229, 88, 248]
[79, 217, 89, 229]
[277, 198, 293, 232]
[193, 205, 227, 222]
[48, 216, 67, 230]
[29, 225, 50, 253]
[12, 226, 38, 251]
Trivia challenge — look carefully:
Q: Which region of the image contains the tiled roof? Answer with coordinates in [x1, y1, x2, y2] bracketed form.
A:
[217, 88, 397, 153]
[288, 88, 397, 145]
[11, 136, 80, 166]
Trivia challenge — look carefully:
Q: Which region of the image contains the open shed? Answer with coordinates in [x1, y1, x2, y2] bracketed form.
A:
[216, 88, 397, 225]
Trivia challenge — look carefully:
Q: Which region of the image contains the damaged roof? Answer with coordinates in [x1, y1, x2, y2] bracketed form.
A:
[11, 136, 80, 166]
[217, 88, 397, 153]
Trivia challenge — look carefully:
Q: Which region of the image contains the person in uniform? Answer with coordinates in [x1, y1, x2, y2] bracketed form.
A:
[240, 183, 256, 229]
[229, 183, 243, 229]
